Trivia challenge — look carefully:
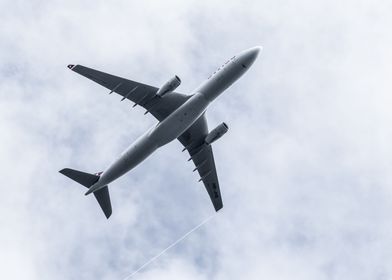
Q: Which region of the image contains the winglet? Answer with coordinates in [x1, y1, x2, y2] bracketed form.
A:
[67, 64, 76, 70]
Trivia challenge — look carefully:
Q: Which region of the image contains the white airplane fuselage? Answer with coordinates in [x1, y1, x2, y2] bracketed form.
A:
[86, 47, 261, 195]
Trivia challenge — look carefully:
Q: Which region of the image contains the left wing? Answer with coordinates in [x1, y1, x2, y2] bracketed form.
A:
[68, 64, 190, 121]
[178, 115, 223, 211]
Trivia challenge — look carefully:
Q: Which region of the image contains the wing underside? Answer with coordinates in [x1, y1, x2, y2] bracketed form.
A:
[68, 64, 189, 121]
[178, 115, 223, 211]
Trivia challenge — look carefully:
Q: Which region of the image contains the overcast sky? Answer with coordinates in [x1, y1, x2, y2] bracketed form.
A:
[1, 0, 392, 279]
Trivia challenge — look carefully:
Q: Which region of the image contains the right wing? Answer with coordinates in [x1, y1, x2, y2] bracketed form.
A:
[68, 64, 190, 121]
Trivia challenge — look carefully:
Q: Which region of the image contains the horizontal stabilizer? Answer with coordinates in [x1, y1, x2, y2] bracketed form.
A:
[59, 168, 99, 188]
[93, 186, 112, 219]
[59, 168, 112, 219]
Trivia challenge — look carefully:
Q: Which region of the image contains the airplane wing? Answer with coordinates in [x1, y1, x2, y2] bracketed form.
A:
[68, 64, 190, 121]
[178, 115, 223, 211]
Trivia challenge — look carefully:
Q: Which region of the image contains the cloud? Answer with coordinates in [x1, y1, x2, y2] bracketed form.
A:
[1, 0, 392, 279]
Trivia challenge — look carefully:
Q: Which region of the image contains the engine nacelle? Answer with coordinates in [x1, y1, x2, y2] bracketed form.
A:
[204, 123, 229, 145]
[156, 75, 181, 97]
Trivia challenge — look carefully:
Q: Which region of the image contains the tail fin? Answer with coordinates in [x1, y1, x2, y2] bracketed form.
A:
[59, 168, 112, 219]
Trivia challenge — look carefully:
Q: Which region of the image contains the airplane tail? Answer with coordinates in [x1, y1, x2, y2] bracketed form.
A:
[59, 168, 112, 219]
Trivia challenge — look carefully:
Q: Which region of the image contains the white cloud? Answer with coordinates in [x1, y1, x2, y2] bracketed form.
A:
[1, 0, 392, 279]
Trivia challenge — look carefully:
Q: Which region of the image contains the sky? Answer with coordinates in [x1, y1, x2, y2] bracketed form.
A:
[1, 0, 392, 279]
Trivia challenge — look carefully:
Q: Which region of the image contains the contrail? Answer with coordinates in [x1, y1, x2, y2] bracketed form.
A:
[122, 214, 216, 280]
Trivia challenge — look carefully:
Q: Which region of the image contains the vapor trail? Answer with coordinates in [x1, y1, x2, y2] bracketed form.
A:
[122, 214, 216, 280]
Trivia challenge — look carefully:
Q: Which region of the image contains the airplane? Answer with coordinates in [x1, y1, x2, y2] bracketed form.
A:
[60, 46, 262, 218]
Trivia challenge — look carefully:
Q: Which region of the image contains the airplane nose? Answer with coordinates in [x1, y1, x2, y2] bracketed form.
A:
[239, 46, 262, 68]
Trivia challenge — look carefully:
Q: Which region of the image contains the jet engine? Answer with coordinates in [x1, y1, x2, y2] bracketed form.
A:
[204, 123, 229, 145]
[156, 76, 181, 97]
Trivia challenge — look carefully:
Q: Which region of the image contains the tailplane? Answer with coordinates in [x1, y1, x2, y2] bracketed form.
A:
[59, 168, 112, 219]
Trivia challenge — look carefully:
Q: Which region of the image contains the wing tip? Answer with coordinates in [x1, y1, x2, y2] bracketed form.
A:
[215, 204, 223, 212]
[67, 64, 76, 70]
[104, 208, 112, 219]
[59, 168, 67, 174]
